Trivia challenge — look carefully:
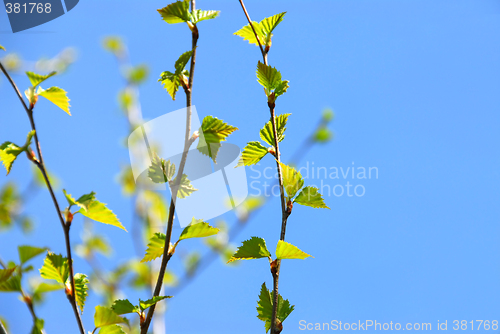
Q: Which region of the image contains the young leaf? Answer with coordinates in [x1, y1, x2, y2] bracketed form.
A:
[260, 113, 290, 146]
[18, 245, 47, 264]
[111, 299, 139, 315]
[234, 21, 263, 46]
[256, 61, 289, 99]
[178, 219, 219, 241]
[139, 296, 172, 311]
[63, 190, 96, 212]
[26, 71, 56, 88]
[278, 161, 304, 199]
[79, 200, 127, 231]
[148, 153, 175, 184]
[174, 51, 192, 75]
[141, 232, 168, 263]
[0, 274, 21, 292]
[39, 253, 69, 284]
[0, 45, 5, 51]
[175, 174, 197, 199]
[157, 0, 190, 24]
[73, 273, 89, 313]
[94, 306, 128, 328]
[37, 86, 71, 115]
[236, 141, 268, 167]
[227, 237, 271, 263]
[0, 130, 35, 175]
[234, 12, 286, 47]
[259, 12, 286, 39]
[189, 9, 220, 24]
[32, 282, 64, 302]
[0, 267, 16, 283]
[197, 116, 238, 162]
[159, 71, 182, 100]
[275, 240, 312, 260]
[99, 325, 126, 334]
[256, 282, 294, 333]
[294, 186, 329, 209]
[30, 318, 44, 334]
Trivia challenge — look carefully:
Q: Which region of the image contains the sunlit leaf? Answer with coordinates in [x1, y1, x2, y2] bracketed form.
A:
[197, 116, 238, 162]
[159, 71, 183, 100]
[37, 86, 71, 115]
[74, 273, 89, 313]
[236, 141, 268, 167]
[139, 295, 172, 311]
[30, 318, 44, 334]
[99, 325, 126, 334]
[39, 253, 69, 284]
[175, 174, 197, 199]
[0, 45, 5, 51]
[18, 245, 47, 264]
[234, 12, 286, 47]
[275, 240, 312, 260]
[179, 219, 219, 240]
[0, 267, 16, 283]
[174, 51, 192, 75]
[26, 71, 56, 87]
[189, 9, 220, 24]
[278, 161, 304, 199]
[79, 200, 126, 231]
[111, 299, 139, 315]
[141, 232, 168, 263]
[94, 306, 128, 328]
[294, 186, 329, 209]
[0, 274, 21, 292]
[148, 153, 175, 184]
[227, 237, 271, 263]
[260, 113, 290, 146]
[157, 0, 190, 24]
[257, 282, 294, 333]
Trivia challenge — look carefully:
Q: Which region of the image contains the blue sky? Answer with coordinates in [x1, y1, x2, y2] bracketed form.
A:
[1, 0, 500, 333]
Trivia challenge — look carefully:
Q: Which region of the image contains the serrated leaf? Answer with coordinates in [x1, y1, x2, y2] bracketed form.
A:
[139, 295, 172, 311]
[18, 245, 46, 264]
[294, 186, 329, 209]
[175, 174, 197, 199]
[256, 61, 289, 99]
[275, 240, 312, 260]
[278, 161, 304, 199]
[174, 51, 192, 75]
[63, 190, 96, 212]
[99, 325, 126, 334]
[0, 143, 23, 175]
[0, 267, 16, 283]
[236, 141, 268, 167]
[234, 12, 285, 47]
[26, 71, 56, 87]
[190, 9, 220, 24]
[79, 200, 127, 231]
[74, 273, 89, 313]
[39, 253, 69, 284]
[257, 282, 294, 333]
[0, 274, 21, 292]
[260, 113, 290, 146]
[159, 71, 182, 100]
[111, 299, 139, 315]
[148, 153, 175, 184]
[94, 306, 128, 328]
[197, 116, 238, 162]
[157, 0, 190, 24]
[141, 232, 168, 263]
[179, 219, 219, 241]
[37, 86, 71, 115]
[227, 237, 271, 263]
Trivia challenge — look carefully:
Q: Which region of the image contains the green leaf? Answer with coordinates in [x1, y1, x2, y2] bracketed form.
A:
[257, 282, 294, 333]
[79, 200, 127, 231]
[99, 325, 126, 334]
[32, 282, 63, 302]
[148, 153, 175, 184]
[275, 240, 312, 260]
[74, 273, 89, 313]
[256, 61, 289, 99]
[111, 299, 139, 315]
[157, 0, 190, 24]
[26, 71, 56, 88]
[189, 9, 220, 24]
[227, 237, 271, 263]
[260, 113, 290, 146]
[159, 71, 184, 100]
[139, 295, 172, 311]
[94, 306, 128, 328]
[178, 219, 219, 241]
[236, 141, 268, 167]
[141, 232, 168, 263]
[294, 186, 329, 209]
[197, 116, 238, 162]
[18, 245, 47, 264]
[0, 274, 21, 292]
[175, 174, 197, 199]
[234, 12, 286, 47]
[0, 267, 16, 283]
[278, 161, 304, 199]
[174, 51, 192, 75]
[63, 190, 96, 212]
[39, 253, 69, 284]
[313, 126, 333, 143]
[0, 45, 5, 51]
[0, 130, 33, 175]
[30, 318, 44, 334]
[37, 86, 71, 115]
[127, 64, 148, 85]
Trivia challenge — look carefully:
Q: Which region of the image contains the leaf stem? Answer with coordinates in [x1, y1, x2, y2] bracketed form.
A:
[0, 61, 85, 334]
[238, 0, 267, 65]
[141, 2, 198, 332]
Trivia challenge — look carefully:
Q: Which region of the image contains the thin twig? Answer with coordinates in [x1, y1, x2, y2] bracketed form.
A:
[0, 61, 85, 334]
[141, 1, 199, 332]
[238, 0, 267, 65]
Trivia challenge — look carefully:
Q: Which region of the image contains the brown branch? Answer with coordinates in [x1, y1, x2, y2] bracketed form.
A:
[141, 1, 199, 332]
[238, 0, 267, 65]
[0, 61, 85, 334]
